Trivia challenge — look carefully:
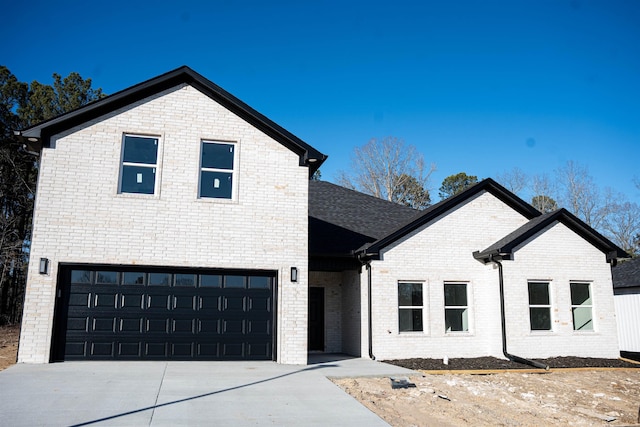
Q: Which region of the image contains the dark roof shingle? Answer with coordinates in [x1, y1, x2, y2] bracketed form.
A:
[612, 257, 640, 288]
[309, 181, 419, 256]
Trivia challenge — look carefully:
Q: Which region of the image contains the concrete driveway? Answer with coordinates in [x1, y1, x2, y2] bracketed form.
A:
[0, 355, 415, 426]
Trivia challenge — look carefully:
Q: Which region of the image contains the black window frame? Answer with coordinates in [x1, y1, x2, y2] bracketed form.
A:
[199, 140, 237, 200]
[119, 134, 159, 195]
[398, 282, 424, 332]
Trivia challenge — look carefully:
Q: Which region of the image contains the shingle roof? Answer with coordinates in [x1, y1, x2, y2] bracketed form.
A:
[473, 208, 629, 264]
[308, 181, 419, 256]
[612, 257, 640, 288]
[17, 66, 326, 174]
[360, 178, 541, 259]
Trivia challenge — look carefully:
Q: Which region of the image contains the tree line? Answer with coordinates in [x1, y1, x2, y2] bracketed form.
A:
[0, 66, 104, 325]
[337, 137, 639, 256]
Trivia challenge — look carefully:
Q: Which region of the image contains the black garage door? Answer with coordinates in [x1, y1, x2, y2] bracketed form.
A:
[51, 265, 276, 361]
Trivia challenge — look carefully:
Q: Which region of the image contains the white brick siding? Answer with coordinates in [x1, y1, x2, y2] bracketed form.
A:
[19, 84, 309, 364]
[362, 191, 619, 360]
[502, 222, 619, 359]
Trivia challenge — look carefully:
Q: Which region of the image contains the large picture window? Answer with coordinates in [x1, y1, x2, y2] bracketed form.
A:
[528, 281, 551, 331]
[199, 141, 236, 199]
[571, 282, 593, 331]
[444, 283, 468, 332]
[119, 135, 159, 194]
[398, 282, 423, 332]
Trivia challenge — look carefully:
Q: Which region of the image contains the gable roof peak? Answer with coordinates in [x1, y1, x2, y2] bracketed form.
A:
[16, 66, 326, 175]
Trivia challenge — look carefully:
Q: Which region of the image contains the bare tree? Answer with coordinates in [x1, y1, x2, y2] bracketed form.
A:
[337, 137, 436, 209]
[530, 173, 558, 213]
[602, 202, 640, 255]
[555, 161, 615, 229]
[496, 167, 528, 195]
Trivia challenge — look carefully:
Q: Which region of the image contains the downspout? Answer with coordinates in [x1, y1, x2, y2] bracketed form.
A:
[366, 261, 375, 360]
[489, 255, 549, 370]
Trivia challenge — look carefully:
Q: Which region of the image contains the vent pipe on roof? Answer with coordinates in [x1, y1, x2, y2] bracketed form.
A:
[489, 255, 549, 371]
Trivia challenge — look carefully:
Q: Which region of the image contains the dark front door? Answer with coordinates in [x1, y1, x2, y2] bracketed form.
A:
[308, 287, 324, 351]
[52, 265, 276, 361]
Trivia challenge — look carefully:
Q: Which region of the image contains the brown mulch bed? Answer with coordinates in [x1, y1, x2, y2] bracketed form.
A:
[384, 356, 640, 371]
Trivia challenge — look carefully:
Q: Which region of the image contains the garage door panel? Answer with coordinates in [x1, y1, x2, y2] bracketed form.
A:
[222, 343, 244, 358]
[120, 318, 143, 333]
[146, 294, 171, 310]
[173, 295, 196, 310]
[69, 292, 90, 307]
[171, 343, 194, 358]
[222, 319, 245, 334]
[65, 342, 87, 358]
[92, 317, 116, 332]
[145, 342, 168, 358]
[90, 342, 115, 357]
[247, 343, 270, 358]
[146, 318, 169, 333]
[120, 293, 144, 309]
[222, 296, 245, 312]
[172, 319, 195, 333]
[67, 317, 88, 332]
[248, 296, 271, 312]
[118, 342, 142, 357]
[198, 319, 220, 334]
[198, 295, 220, 311]
[55, 266, 275, 361]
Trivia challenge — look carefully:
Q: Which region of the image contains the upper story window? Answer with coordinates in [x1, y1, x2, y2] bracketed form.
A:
[444, 283, 468, 332]
[528, 281, 551, 331]
[199, 141, 236, 199]
[119, 135, 159, 194]
[570, 282, 593, 331]
[398, 282, 423, 332]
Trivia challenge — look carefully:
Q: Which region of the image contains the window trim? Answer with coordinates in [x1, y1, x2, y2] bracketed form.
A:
[444, 282, 469, 333]
[398, 281, 425, 333]
[570, 282, 594, 332]
[118, 133, 161, 196]
[198, 140, 238, 200]
[528, 281, 553, 332]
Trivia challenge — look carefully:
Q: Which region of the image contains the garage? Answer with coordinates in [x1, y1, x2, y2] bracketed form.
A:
[51, 265, 276, 361]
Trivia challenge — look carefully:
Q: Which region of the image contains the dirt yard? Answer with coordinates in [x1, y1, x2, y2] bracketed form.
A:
[1, 326, 639, 425]
[334, 368, 640, 426]
[0, 324, 19, 371]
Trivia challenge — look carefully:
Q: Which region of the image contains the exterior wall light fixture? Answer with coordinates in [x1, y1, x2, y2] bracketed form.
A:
[39, 258, 49, 275]
[291, 267, 298, 282]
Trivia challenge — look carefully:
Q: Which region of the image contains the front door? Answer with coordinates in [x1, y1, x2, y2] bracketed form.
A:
[308, 287, 324, 351]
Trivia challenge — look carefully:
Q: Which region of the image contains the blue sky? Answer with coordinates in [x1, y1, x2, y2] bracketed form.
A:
[3, 0, 639, 203]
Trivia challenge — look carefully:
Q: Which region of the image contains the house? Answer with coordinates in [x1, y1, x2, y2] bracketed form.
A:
[16, 66, 628, 365]
[612, 257, 640, 360]
[311, 180, 627, 362]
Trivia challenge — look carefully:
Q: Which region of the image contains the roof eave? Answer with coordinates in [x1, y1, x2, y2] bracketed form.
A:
[17, 66, 327, 174]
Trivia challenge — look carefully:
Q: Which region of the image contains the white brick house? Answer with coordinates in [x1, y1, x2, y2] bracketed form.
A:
[17, 67, 626, 365]
[309, 179, 626, 364]
[17, 67, 325, 364]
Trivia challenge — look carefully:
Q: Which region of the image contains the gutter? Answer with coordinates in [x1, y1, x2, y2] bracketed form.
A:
[357, 252, 376, 360]
[366, 262, 375, 360]
[488, 254, 549, 371]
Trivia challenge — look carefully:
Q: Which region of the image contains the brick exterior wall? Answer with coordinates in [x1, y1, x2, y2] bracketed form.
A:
[362, 191, 619, 360]
[19, 84, 309, 364]
[502, 222, 619, 358]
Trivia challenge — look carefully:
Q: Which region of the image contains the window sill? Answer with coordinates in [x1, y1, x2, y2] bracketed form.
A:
[444, 331, 473, 337]
[398, 331, 429, 336]
[116, 192, 160, 200]
[196, 197, 238, 205]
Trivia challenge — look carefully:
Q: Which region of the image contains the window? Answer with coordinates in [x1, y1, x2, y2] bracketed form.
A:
[199, 141, 236, 199]
[119, 135, 159, 194]
[398, 282, 423, 332]
[528, 282, 551, 331]
[444, 283, 468, 332]
[571, 282, 593, 331]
